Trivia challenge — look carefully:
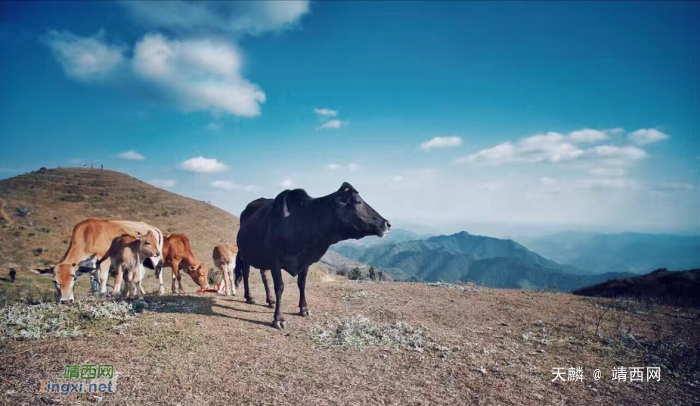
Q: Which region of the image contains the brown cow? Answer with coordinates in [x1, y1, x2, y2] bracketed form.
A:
[96, 231, 160, 298]
[213, 244, 238, 296]
[161, 233, 209, 293]
[33, 219, 164, 303]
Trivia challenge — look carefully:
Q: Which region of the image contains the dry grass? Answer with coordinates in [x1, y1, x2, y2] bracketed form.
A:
[0, 281, 697, 406]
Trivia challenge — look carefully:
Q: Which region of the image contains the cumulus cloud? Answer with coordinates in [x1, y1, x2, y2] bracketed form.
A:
[317, 119, 345, 130]
[315, 108, 338, 117]
[420, 136, 463, 151]
[326, 163, 341, 170]
[122, 1, 310, 36]
[150, 179, 176, 188]
[44, 30, 124, 81]
[461, 128, 650, 166]
[628, 128, 669, 145]
[181, 156, 227, 173]
[568, 129, 608, 143]
[281, 179, 294, 188]
[117, 150, 145, 160]
[133, 34, 265, 117]
[211, 180, 259, 191]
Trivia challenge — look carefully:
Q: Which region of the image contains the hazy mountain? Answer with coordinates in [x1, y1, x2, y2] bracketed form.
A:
[337, 228, 431, 247]
[331, 231, 625, 291]
[516, 232, 700, 274]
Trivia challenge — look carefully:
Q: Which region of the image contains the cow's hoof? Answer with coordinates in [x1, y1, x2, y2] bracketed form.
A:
[299, 309, 310, 317]
[158, 287, 165, 296]
[246, 298, 256, 305]
[267, 302, 275, 309]
[272, 320, 286, 329]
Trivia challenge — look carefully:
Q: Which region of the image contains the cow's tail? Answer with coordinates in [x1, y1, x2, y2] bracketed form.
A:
[234, 252, 244, 288]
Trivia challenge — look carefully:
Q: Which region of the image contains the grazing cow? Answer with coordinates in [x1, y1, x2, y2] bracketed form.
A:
[32, 219, 164, 303]
[235, 182, 390, 328]
[161, 233, 209, 293]
[96, 231, 160, 298]
[212, 244, 238, 296]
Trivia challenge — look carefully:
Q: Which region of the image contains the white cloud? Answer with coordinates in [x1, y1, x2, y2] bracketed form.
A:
[117, 150, 145, 160]
[150, 179, 176, 189]
[181, 157, 227, 173]
[281, 179, 294, 188]
[589, 167, 626, 177]
[317, 119, 345, 130]
[348, 163, 360, 172]
[391, 175, 403, 182]
[122, 1, 310, 36]
[45, 30, 124, 81]
[628, 128, 669, 145]
[420, 136, 463, 151]
[326, 163, 359, 171]
[606, 127, 626, 135]
[326, 163, 341, 170]
[462, 128, 651, 166]
[568, 129, 608, 143]
[592, 145, 647, 161]
[315, 108, 338, 117]
[133, 34, 265, 117]
[211, 180, 259, 192]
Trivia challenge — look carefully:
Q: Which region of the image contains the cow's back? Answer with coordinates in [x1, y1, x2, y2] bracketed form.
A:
[61, 219, 163, 265]
[237, 198, 275, 268]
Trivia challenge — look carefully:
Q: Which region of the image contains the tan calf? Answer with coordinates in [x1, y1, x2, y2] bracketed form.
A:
[213, 244, 238, 296]
[161, 233, 209, 293]
[96, 231, 160, 298]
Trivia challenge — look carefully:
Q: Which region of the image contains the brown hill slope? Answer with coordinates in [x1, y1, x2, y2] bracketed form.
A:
[0, 168, 242, 293]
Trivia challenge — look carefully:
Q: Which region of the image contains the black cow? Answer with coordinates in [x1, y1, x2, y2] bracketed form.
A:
[235, 182, 390, 328]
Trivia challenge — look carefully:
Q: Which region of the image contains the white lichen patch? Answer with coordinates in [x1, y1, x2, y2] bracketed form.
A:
[1, 298, 136, 339]
[312, 315, 449, 354]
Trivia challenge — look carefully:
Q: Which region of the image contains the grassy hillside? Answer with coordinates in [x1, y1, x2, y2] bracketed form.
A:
[0, 167, 328, 295]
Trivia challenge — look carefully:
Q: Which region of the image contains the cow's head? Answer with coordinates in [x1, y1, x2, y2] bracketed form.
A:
[187, 262, 209, 290]
[50, 263, 78, 303]
[332, 182, 390, 239]
[137, 230, 161, 259]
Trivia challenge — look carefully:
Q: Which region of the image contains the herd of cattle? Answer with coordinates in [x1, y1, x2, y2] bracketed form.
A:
[35, 182, 391, 328]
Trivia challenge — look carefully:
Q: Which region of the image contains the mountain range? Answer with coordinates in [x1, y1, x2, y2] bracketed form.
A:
[515, 232, 700, 274]
[331, 231, 631, 291]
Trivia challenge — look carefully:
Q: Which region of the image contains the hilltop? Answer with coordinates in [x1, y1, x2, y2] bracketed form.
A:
[0, 168, 328, 293]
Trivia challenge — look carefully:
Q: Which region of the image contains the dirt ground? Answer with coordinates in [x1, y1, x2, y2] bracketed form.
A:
[1, 280, 698, 406]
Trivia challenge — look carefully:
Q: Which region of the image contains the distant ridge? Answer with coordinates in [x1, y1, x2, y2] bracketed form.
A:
[332, 231, 631, 291]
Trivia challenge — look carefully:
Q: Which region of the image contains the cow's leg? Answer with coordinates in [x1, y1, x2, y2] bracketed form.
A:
[137, 264, 146, 297]
[176, 263, 186, 294]
[241, 262, 254, 304]
[271, 264, 286, 329]
[168, 261, 179, 294]
[155, 260, 164, 296]
[260, 269, 275, 308]
[229, 267, 236, 296]
[113, 263, 124, 298]
[297, 266, 310, 317]
[223, 264, 233, 296]
[98, 259, 110, 296]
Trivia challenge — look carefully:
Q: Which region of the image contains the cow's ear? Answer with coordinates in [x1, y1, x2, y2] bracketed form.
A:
[31, 267, 54, 275]
[274, 190, 291, 218]
[338, 182, 354, 193]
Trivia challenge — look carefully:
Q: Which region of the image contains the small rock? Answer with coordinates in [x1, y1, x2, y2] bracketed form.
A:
[476, 367, 487, 374]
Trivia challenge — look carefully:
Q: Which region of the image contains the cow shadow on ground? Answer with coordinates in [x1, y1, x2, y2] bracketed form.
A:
[133, 294, 278, 328]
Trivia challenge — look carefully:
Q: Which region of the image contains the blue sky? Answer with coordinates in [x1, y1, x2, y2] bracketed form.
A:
[1, 1, 698, 236]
